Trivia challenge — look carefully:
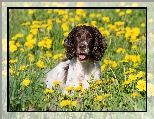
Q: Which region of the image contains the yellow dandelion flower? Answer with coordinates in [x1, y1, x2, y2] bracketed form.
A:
[126, 9, 132, 14]
[36, 60, 46, 69]
[89, 13, 95, 18]
[136, 71, 145, 79]
[71, 101, 77, 107]
[19, 65, 27, 71]
[96, 14, 101, 18]
[102, 17, 110, 22]
[60, 100, 70, 106]
[115, 9, 120, 12]
[63, 32, 69, 37]
[119, 11, 125, 16]
[10, 45, 17, 52]
[96, 95, 103, 101]
[111, 61, 117, 68]
[119, 59, 128, 63]
[74, 85, 82, 91]
[29, 9, 34, 14]
[104, 94, 110, 98]
[53, 53, 62, 60]
[69, 18, 75, 22]
[45, 51, 52, 58]
[65, 86, 73, 91]
[131, 92, 137, 98]
[28, 54, 34, 62]
[47, 25, 52, 31]
[132, 45, 137, 50]
[141, 23, 146, 27]
[52, 80, 61, 85]
[22, 78, 31, 86]
[44, 89, 54, 94]
[30, 29, 38, 35]
[136, 80, 146, 91]
[9, 59, 18, 64]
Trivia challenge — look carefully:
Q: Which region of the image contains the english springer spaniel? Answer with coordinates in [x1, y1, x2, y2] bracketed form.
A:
[45, 25, 107, 91]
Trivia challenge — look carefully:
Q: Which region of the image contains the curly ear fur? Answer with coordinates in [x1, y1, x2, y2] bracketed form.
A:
[91, 27, 107, 61]
[63, 26, 83, 59]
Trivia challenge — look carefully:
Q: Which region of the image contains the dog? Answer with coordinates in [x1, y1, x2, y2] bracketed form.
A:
[45, 25, 107, 92]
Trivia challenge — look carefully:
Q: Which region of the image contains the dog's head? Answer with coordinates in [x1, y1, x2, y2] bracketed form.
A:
[64, 25, 107, 61]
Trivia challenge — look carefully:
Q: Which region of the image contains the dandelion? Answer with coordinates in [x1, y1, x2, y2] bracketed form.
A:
[71, 101, 77, 107]
[96, 95, 103, 101]
[36, 60, 46, 69]
[115, 9, 120, 12]
[56, 18, 61, 23]
[9, 59, 18, 64]
[65, 86, 73, 91]
[89, 13, 95, 18]
[69, 18, 74, 22]
[136, 71, 145, 79]
[96, 80, 102, 85]
[53, 53, 62, 60]
[136, 80, 146, 91]
[45, 51, 52, 58]
[22, 78, 31, 86]
[123, 79, 132, 85]
[74, 85, 82, 91]
[110, 61, 117, 68]
[10, 45, 17, 52]
[131, 92, 137, 98]
[141, 23, 146, 27]
[60, 100, 70, 106]
[47, 25, 52, 31]
[96, 14, 101, 18]
[119, 11, 125, 16]
[19, 65, 27, 71]
[104, 94, 110, 98]
[21, 22, 31, 26]
[126, 9, 132, 14]
[28, 54, 34, 62]
[63, 32, 69, 37]
[29, 9, 34, 14]
[102, 17, 110, 22]
[44, 89, 54, 94]
[52, 80, 61, 85]
[76, 9, 84, 15]
[30, 29, 38, 35]
[132, 45, 137, 50]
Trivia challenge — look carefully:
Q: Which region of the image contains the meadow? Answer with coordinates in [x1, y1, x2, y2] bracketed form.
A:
[9, 8, 146, 111]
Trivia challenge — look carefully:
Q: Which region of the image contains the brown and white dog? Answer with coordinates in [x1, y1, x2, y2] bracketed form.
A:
[45, 25, 107, 91]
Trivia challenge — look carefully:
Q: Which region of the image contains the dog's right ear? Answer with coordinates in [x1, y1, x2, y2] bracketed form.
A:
[63, 26, 80, 59]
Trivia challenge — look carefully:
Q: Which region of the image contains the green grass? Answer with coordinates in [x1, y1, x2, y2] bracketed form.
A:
[9, 9, 146, 111]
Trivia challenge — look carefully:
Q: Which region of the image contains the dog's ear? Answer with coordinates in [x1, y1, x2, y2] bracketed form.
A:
[63, 26, 82, 59]
[91, 27, 107, 61]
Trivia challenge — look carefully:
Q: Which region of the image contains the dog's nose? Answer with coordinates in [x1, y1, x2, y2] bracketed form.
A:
[79, 44, 86, 50]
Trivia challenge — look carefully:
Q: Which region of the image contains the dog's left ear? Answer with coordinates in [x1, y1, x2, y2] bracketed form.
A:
[92, 27, 107, 61]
